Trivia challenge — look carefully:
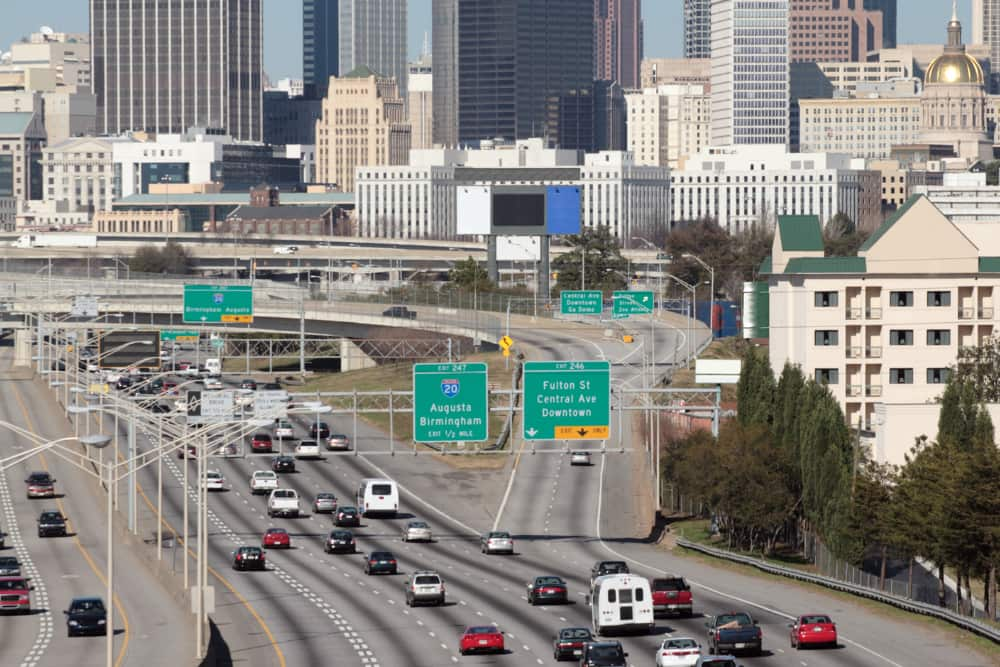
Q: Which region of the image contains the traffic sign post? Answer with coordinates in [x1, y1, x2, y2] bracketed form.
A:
[611, 290, 654, 319]
[254, 389, 289, 420]
[560, 290, 603, 316]
[412, 362, 489, 443]
[523, 360, 610, 440]
[186, 390, 235, 425]
[183, 285, 253, 323]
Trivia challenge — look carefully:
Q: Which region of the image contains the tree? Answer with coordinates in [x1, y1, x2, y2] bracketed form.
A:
[128, 240, 193, 274]
[985, 159, 1000, 186]
[551, 226, 628, 296]
[447, 256, 492, 291]
[824, 213, 870, 257]
[735, 346, 775, 428]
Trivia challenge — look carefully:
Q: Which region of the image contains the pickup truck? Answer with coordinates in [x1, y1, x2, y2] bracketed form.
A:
[266, 488, 300, 518]
[652, 576, 693, 617]
[706, 611, 762, 656]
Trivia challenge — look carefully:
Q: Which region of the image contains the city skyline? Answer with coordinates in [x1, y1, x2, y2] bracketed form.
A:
[0, 0, 973, 82]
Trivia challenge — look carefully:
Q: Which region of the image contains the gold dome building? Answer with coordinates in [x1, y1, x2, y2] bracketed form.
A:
[918, 1, 992, 162]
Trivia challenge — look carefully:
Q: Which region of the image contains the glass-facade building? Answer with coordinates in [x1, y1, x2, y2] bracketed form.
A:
[711, 0, 789, 146]
[303, 0, 340, 99]
[432, 0, 594, 151]
[864, 0, 896, 49]
[90, 0, 263, 141]
[338, 0, 408, 97]
[684, 0, 712, 59]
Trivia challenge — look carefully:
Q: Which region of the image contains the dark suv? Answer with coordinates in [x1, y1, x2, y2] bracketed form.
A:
[580, 641, 628, 666]
[590, 560, 629, 584]
[37, 510, 67, 537]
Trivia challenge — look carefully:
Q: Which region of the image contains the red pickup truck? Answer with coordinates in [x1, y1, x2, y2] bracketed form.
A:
[652, 576, 693, 617]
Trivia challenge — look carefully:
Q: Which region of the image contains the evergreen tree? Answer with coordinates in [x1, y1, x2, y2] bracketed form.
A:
[736, 346, 775, 428]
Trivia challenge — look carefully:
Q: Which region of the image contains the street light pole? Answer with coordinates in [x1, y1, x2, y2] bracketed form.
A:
[683, 252, 715, 339]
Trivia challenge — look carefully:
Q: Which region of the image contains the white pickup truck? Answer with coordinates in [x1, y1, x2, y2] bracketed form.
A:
[249, 470, 279, 495]
[267, 488, 300, 518]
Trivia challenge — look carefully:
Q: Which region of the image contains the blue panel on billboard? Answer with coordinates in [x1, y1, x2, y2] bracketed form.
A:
[546, 186, 581, 234]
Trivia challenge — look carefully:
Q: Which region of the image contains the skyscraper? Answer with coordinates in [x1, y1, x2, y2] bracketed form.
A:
[684, 0, 711, 59]
[789, 0, 883, 63]
[303, 0, 340, 99]
[594, 0, 642, 89]
[432, 0, 594, 150]
[339, 0, 408, 98]
[864, 0, 897, 49]
[90, 0, 262, 141]
[710, 0, 789, 146]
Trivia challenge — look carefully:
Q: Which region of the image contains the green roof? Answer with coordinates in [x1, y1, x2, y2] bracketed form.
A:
[979, 257, 1000, 273]
[777, 215, 823, 252]
[0, 112, 35, 135]
[343, 64, 382, 78]
[758, 256, 773, 274]
[784, 257, 867, 274]
[860, 194, 922, 252]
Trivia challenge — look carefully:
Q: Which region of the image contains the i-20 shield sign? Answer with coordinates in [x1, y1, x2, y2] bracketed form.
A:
[441, 378, 460, 398]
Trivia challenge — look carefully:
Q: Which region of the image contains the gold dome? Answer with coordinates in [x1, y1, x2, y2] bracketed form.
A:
[925, 53, 984, 86]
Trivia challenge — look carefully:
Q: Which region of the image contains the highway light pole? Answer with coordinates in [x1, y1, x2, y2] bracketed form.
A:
[683, 252, 715, 339]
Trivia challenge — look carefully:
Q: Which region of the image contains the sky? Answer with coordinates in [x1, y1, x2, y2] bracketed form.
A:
[0, 1, 976, 82]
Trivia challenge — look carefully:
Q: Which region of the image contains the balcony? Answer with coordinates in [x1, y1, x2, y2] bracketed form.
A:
[847, 385, 863, 398]
[866, 385, 883, 397]
[980, 307, 994, 319]
[846, 346, 863, 359]
[865, 346, 882, 359]
[845, 308, 862, 321]
[959, 307, 976, 320]
[865, 307, 882, 320]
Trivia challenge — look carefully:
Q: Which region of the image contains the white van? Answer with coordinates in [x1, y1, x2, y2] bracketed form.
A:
[203, 358, 221, 377]
[590, 573, 654, 636]
[356, 478, 398, 517]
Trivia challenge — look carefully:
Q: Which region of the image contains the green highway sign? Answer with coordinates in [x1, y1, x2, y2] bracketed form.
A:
[412, 362, 489, 443]
[612, 290, 654, 318]
[560, 290, 603, 315]
[523, 360, 611, 440]
[160, 330, 199, 341]
[183, 285, 253, 324]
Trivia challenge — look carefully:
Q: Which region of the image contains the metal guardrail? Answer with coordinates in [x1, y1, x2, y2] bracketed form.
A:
[675, 538, 1000, 644]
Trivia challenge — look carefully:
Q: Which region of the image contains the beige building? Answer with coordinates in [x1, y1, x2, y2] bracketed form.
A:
[408, 55, 433, 150]
[625, 84, 709, 169]
[816, 59, 911, 93]
[761, 196, 1000, 464]
[799, 96, 921, 159]
[2, 30, 91, 89]
[0, 111, 46, 203]
[868, 159, 910, 209]
[315, 66, 410, 192]
[639, 58, 710, 89]
[93, 209, 186, 234]
[40, 137, 119, 214]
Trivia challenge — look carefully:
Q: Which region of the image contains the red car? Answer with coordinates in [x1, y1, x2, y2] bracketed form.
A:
[177, 444, 197, 459]
[251, 433, 273, 453]
[262, 528, 291, 549]
[652, 576, 693, 617]
[0, 577, 33, 614]
[459, 625, 505, 655]
[789, 614, 837, 649]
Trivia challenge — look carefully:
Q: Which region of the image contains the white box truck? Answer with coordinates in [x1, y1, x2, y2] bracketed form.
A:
[11, 233, 98, 249]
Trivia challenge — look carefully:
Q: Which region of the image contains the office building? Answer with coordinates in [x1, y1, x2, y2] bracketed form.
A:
[432, 0, 595, 151]
[671, 145, 881, 232]
[89, 0, 263, 141]
[3, 29, 91, 90]
[594, 0, 642, 88]
[684, 0, 711, 59]
[315, 67, 410, 192]
[594, 80, 627, 151]
[355, 138, 670, 242]
[263, 92, 322, 146]
[640, 58, 710, 88]
[626, 84, 709, 169]
[798, 95, 921, 159]
[865, 0, 896, 48]
[303, 0, 340, 99]
[0, 197, 14, 231]
[710, 0, 790, 146]
[816, 59, 911, 93]
[39, 137, 120, 215]
[267, 78, 305, 98]
[408, 54, 433, 150]
[789, 0, 883, 63]
[338, 0, 407, 98]
[0, 111, 46, 203]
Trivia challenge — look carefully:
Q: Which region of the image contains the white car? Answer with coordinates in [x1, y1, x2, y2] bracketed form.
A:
[294, 440, 321, 459]
[272, 245, 298, 255]
[570, 451, 592, 466]
[274, 421, 295, 440]
[480, 531, 514, 555]
[203, 377, 223, 391]
[401, 521, 433, 542]
[266, 488, 300, 518]
[656, 637, 703, 666]
[203, 471, 225, 491]
[250, 470, 279, 495]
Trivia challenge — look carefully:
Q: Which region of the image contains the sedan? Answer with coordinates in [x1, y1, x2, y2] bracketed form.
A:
[553, 627, 592, 661]
[294, 440, 321, 459]
[250, 433, 273, 453]
[570, 450, 592, 466]
[364, 551, 398, 575]
[325, 529, 356, 554]
[309, 421, 330, 439]
[177, 444, 198, 459]
[459, 625, 505, 655]
[232, 546, 266, 571]
[37, 510, 67, 537]
[25, 471, 56, 499]
[526, 575, 568, 605]
[480, 530, 514, 554]
[335, 506, 360, 527]
[656, 637, 703, 667]
[313, 493, 338, 514]
[789, 614, 837, 649]
[203, 471, 225, 491]
[203, 377, 223, 391]
[0, 556, 21, 577]
[65, 597, 107, 636]
[271, 455, 296, 473]
[326, 433, 351, 451]
[274, 420, 295, 440]
[401, 520, 432, 543]
[240, 379, 257, 391]
[262, 527, 291, 549]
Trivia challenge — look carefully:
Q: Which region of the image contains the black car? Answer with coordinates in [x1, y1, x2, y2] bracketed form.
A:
[0, 528, 5, 549]
[262, 381, 282, 390]
[382, 305, 416, 319]
[240, 379, 258, 390]
[64, 597, 107, 636]
[552, 627, 592, 661]
[590, 560, 629, 583]
[232, 546, 266, 571]
[135, 378, 163, 395]
[325, 529, 356, 554]
[527, 575, 569, 605]
[148, 402, 172, 414]
[271, 455, 296, 473]
[115, 376, 133, 391]
[364, 551, 398, 575]
[308, 421, 330, 439]
[335, 506, 360, 527]
[37, 510, 67, 537]
[580, 641, 628, 667]
[0, 556, 20, 577]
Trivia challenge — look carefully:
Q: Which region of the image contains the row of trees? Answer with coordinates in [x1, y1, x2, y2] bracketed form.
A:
[128, 240, 194, 274]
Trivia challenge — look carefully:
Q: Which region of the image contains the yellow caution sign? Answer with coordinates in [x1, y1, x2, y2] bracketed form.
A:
[554, 425, 610, 440]
[221, 315, 253, 323]
[88, 383, 110, 395]
[499, 335, 514, 350]
[622, 335, 633, 343]
[502, 348, 511, 357]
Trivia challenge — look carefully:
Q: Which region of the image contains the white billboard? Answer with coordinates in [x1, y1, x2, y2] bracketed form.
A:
[695, 359, 742, 385]
[456, 186, 491, 235]
[496, 236, 541, 261]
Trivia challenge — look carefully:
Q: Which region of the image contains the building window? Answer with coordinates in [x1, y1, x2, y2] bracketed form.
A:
[927, 329, 951, 346]
[890, 368, 914, 384]
[814, 291, 838, 307]
[814, 330, 839, 346]
[927, 368, 951, 384]
[890, 291, 913, 307]
[815, 368, 839, 384]
[890, 330, 913, 345]
[927, 291, 951, 307]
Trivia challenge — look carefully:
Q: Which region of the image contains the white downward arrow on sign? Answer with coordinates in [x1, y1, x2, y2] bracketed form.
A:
[526, 428, 538, 437]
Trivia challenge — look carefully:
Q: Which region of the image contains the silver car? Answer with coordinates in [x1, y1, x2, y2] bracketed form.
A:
[313, 493, 338, 513]
[327, 434, 351, 451]
[480, 530, 514, 555]
[570, 451, 592, 466]
[401, 520, 433, 543]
